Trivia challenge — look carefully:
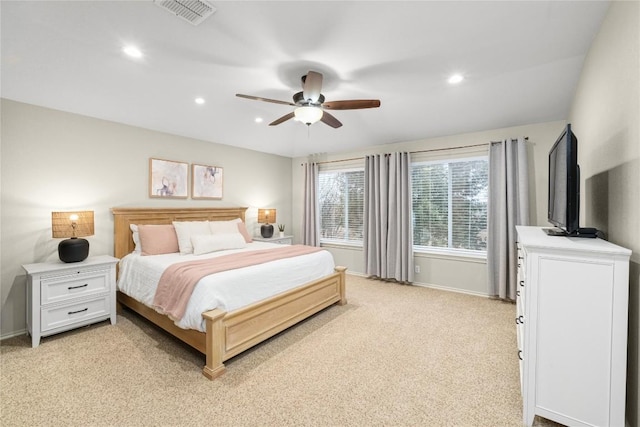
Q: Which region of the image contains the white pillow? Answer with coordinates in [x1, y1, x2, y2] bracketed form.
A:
[191, 233, 247, 255]
[130, 224, 141, 253]
[209, 218, 253, 242]
[172, 221, 211, 255]
[209, 220, 241, 235]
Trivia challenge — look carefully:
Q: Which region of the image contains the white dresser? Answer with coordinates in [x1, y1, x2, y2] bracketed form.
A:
[516, 226, 631, 427]
[23, 255, 118, 347]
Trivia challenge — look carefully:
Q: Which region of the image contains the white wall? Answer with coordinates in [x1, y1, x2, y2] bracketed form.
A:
[568, 1, 640, 425]
[0, 99, 293, 338]
[292, 120, 566, 295]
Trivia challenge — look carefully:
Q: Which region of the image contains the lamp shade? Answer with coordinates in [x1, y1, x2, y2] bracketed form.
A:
[52, 211, 94, 238]
[294, 106, 323, 125]
[52, 211, 94, 263]
[257, 209, 276, 224]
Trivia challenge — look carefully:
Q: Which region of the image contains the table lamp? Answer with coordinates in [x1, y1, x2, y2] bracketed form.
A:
[52, 210, 94, 263]
[257, 208, 276, 238]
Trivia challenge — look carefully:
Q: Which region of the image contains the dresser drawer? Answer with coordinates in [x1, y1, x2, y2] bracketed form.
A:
[41, 270, 109, 305]
[41, 296, 110, 332]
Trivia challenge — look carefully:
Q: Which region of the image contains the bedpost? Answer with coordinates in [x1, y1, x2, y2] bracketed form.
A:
[202, 308, 227, 380]
[335, 266, 347, 305]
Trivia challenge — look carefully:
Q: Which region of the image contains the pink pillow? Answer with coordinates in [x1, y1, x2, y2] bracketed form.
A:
[236, 220, 253, 243]
[137, 224, 179, 256]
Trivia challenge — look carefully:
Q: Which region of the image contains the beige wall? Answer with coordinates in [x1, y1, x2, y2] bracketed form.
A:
[0, 99, 293, 338]
[568, 1, 640, 425]
[292, 120, 566, 295]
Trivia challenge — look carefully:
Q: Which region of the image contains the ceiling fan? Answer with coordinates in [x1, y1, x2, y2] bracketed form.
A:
[236, 71, 381, 128]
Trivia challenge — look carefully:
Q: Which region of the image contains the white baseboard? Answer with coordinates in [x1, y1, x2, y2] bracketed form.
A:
[412, 282, 489, 298]
[1, 328, 27, 341]
[346, 272, 489, 298]
[345, 271, 367, 278]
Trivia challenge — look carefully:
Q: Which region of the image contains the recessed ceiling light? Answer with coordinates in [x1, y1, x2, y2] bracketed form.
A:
[255, 117, 263, 123]
[194, 97, 205, 105]
[122, 45, 142, 59]
[448, 74, 464, 84]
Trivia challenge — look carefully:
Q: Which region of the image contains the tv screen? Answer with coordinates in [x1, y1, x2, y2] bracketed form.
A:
[547, 124, 579, 235]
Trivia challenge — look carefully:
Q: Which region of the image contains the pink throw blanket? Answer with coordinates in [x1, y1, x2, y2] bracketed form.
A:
[153, 245, 324, 320]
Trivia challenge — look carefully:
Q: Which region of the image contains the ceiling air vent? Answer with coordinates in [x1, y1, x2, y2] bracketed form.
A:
[154, 0, 216, 26]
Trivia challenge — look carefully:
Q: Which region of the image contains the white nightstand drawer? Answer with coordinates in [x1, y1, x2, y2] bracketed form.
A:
[253, 235, 293, 245]
[41, 296, 109, 332]
[41, 271, 108, 305]
[272, 238, 292, 245]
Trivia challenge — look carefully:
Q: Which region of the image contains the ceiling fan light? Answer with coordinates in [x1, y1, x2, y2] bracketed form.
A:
[294, 106, 323, 125]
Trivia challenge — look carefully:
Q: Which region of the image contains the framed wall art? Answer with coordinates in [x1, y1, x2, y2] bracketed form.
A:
[191, 163, 223, 199]
[149, 158, 188, 198]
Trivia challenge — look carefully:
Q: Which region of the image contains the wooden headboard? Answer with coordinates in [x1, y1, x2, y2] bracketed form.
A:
[111, 207, 247, 260]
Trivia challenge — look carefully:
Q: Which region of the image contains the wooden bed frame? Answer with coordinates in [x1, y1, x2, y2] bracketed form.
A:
[111, 207, 347, 379]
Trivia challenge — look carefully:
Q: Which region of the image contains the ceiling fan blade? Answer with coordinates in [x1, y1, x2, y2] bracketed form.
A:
[323, 99, 381, 110]
[302, 71, 323, 103]
[320, 111, 343, 128]
[236, 94, 295, 106]
[269, 112, 295, 126]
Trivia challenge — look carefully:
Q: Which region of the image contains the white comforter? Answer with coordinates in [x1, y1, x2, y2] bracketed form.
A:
[117, 242, 335, 332]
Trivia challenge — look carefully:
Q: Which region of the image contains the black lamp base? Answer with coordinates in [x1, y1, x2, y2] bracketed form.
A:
[261, 224, 274, 238]
[58, 238, 89, 263]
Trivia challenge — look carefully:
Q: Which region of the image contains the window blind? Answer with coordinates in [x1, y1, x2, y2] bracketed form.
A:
[412, 157, 488, 252]
[318, 169, 365, 243]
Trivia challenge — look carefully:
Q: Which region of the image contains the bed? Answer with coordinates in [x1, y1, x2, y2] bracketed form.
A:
[111, 207, 347, 379]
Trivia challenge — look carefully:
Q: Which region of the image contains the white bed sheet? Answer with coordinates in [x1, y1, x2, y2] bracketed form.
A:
[117, 242, 335, 332]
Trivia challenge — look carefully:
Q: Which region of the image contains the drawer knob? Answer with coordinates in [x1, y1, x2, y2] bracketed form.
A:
[68, 283, 89, 290]
[518, 350, 523, 360]
[68, 308, 88, 315]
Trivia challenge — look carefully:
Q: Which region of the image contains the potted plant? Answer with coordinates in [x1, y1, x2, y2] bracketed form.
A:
[278, 224, 285, 238]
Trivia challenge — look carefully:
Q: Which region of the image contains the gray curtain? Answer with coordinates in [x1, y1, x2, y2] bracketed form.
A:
[487, 138, 529, 300]
[364, 152, 414, 282]
[302, 162, 319, 246]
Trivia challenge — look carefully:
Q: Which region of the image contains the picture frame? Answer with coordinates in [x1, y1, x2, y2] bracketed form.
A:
[149, 158, 188, 198]
[191, 163, 223, 200]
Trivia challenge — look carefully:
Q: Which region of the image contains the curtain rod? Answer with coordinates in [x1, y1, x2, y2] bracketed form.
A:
[302, 139, 529, 166]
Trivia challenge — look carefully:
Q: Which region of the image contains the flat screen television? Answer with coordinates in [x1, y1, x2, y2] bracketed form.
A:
[546, 124, 580, 235]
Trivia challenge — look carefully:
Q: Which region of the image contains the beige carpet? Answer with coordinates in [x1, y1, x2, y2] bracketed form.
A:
[1, 275, 559, 426]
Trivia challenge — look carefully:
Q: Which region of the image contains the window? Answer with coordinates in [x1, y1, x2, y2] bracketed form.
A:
[411, 157, 488, 253]
[318, 169, 364, 243]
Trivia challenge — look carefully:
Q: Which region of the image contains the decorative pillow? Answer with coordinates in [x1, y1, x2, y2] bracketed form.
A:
[137, 224, 179, 256]
[191, 233, 247, 255]
[130, 224, 141, 253]
[235, 219, 253, 243]
[173, 221, 211, 255]
[208, 218, 253, 243]
[209, 220, 240, 235]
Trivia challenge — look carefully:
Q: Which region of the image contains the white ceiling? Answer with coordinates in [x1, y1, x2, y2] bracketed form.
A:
[1, 1, 610, 158]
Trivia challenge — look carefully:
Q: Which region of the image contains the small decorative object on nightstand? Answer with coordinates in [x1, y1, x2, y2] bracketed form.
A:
[51, 210, 94, 263]
[22, 255, 118, 348]
[278, 224, 285, 238]
[258, 208, 276, 238]
[253, 234, 293, 245]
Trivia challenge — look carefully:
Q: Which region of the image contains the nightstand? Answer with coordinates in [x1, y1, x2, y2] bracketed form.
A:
[253, 234, 293, 245]
[23, 255, 118, 348]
